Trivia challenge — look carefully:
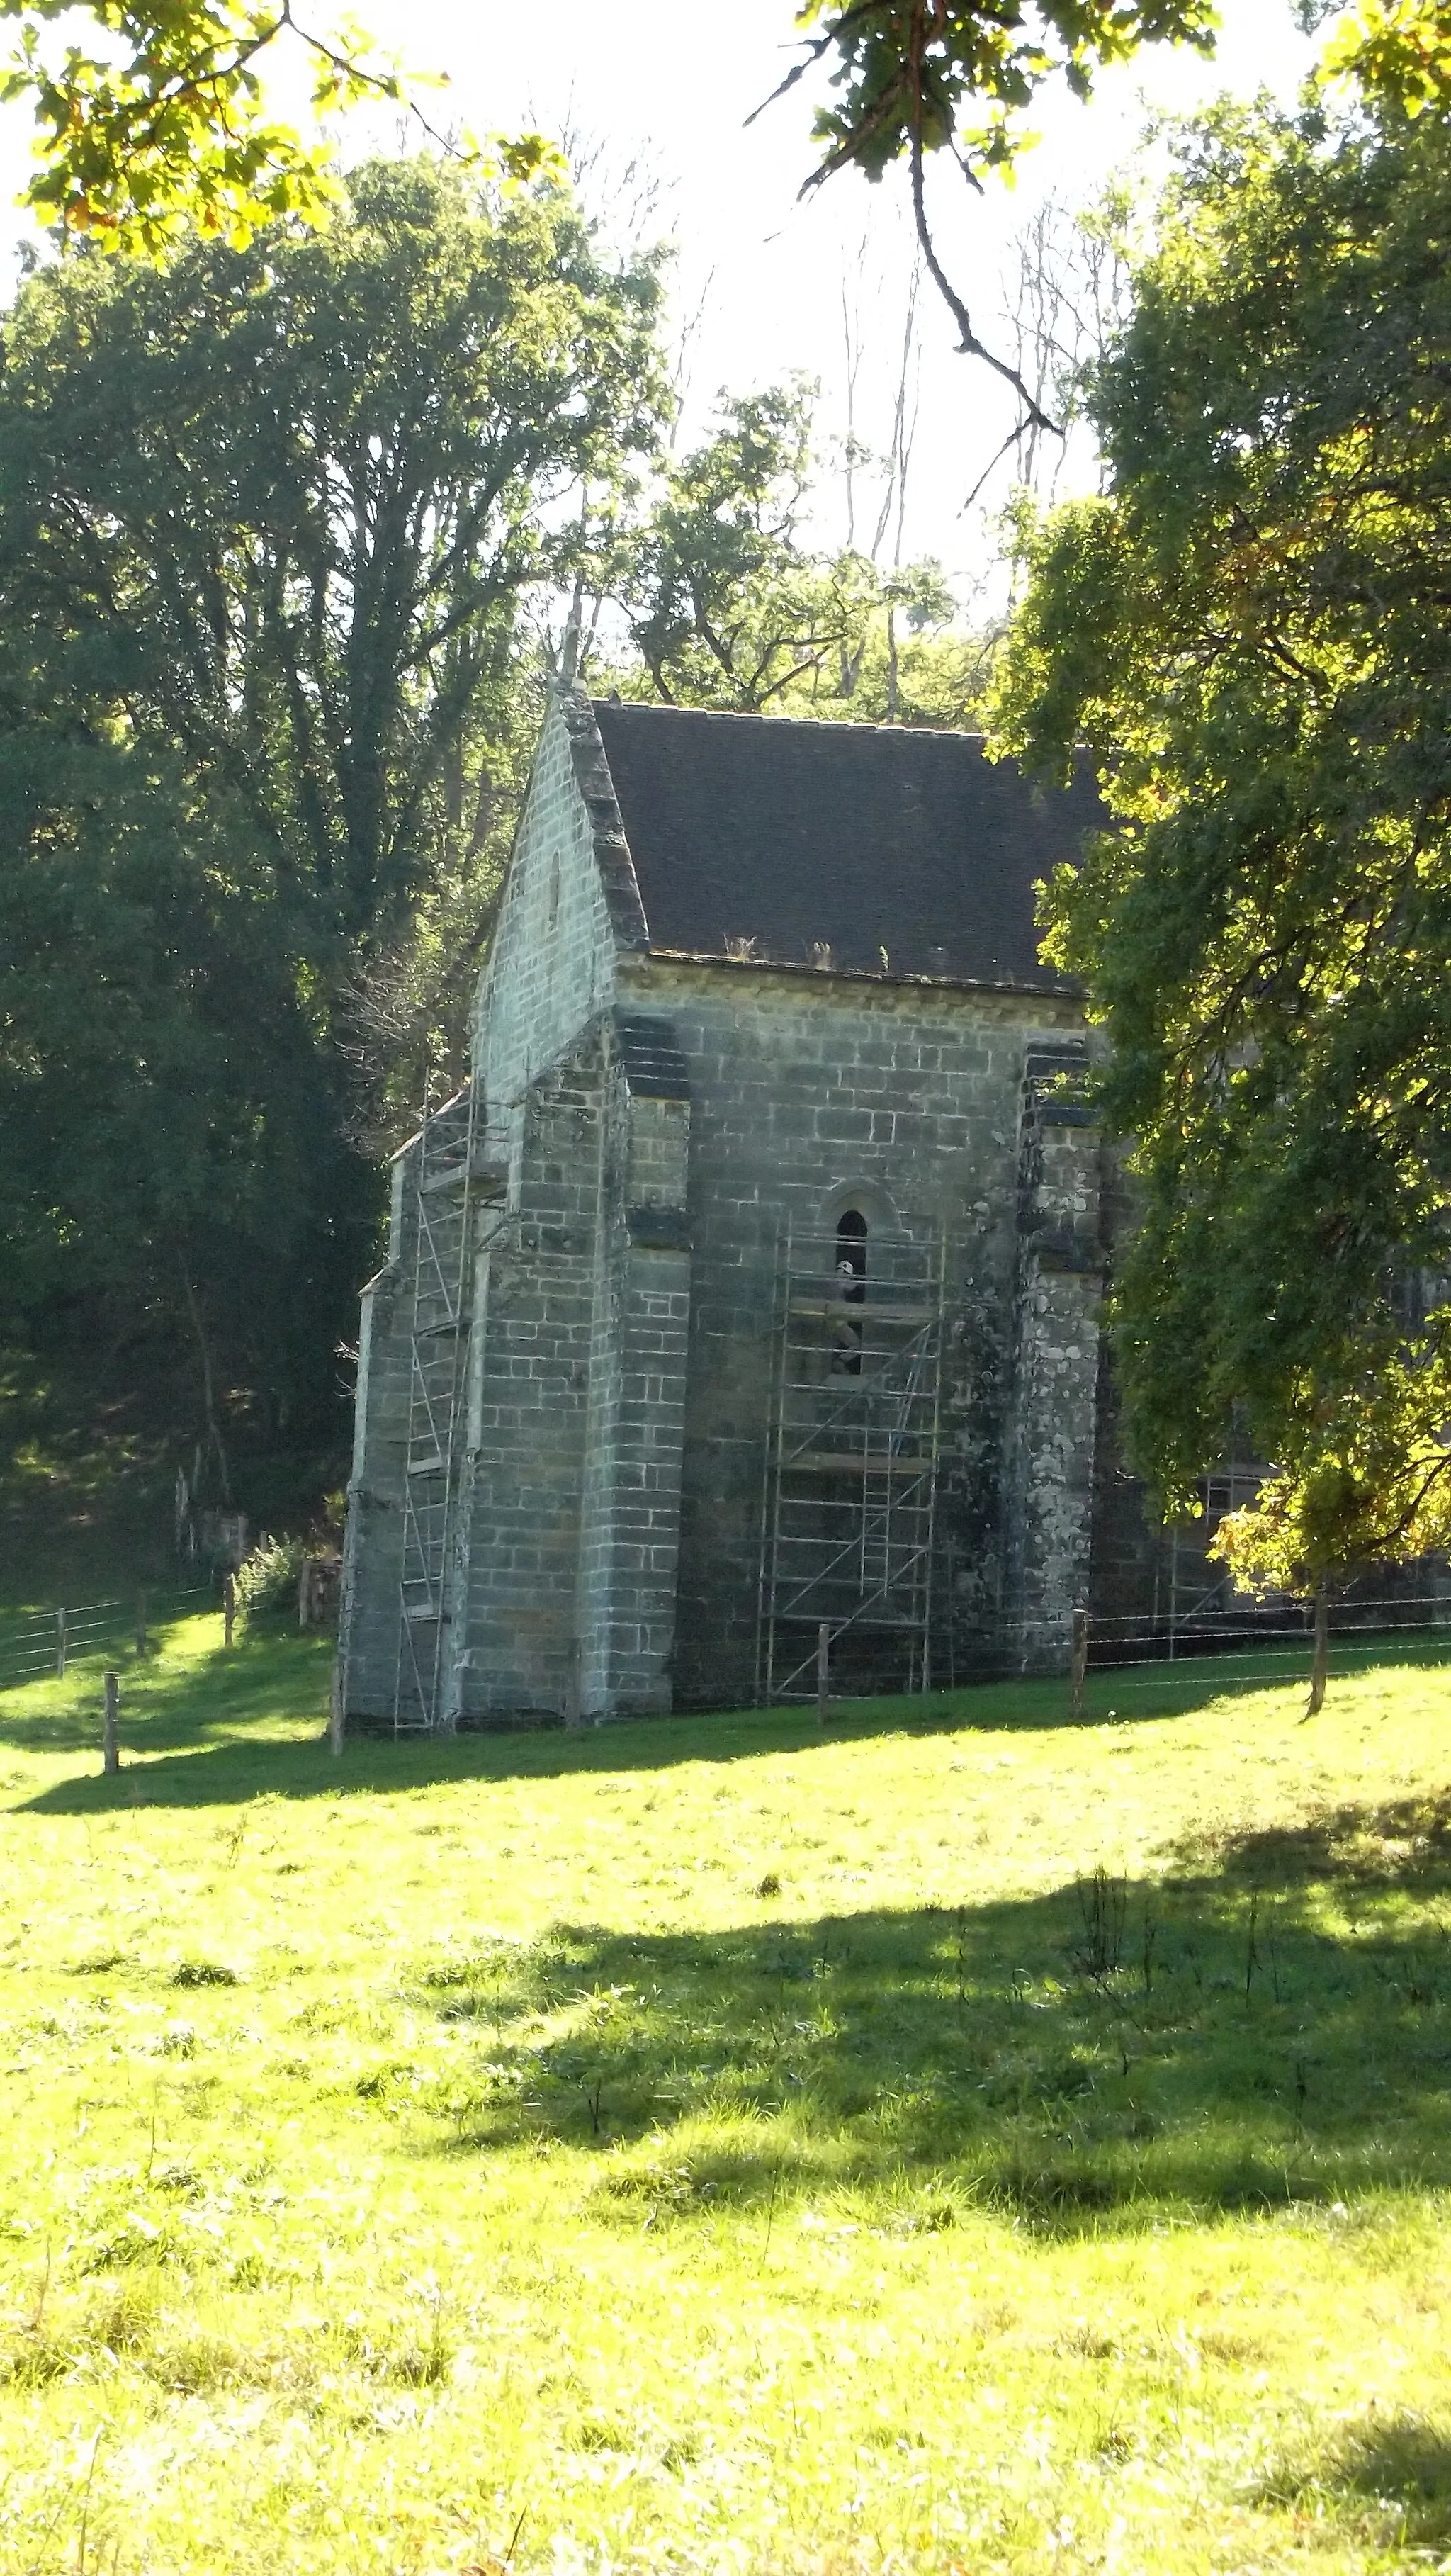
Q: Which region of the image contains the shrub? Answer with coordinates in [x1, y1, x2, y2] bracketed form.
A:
[233, 1534, 304, 1631]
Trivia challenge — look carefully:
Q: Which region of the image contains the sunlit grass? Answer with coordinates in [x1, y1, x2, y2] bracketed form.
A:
[2, 1619, 1451, 2569]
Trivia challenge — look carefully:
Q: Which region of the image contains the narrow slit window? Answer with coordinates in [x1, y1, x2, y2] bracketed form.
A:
[831, 1208, 868, 1373]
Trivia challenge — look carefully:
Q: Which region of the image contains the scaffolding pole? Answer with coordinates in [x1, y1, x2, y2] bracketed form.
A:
[392, 1081, 504, 1734]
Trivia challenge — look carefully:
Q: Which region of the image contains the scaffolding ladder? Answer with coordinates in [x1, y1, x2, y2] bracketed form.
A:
[757, 1228, 947, 1702]
[393, 1082, 504, 1733]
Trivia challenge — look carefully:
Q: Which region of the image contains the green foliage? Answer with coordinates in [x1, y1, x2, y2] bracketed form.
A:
[602, 382, 994, 722]
[3, 157, 663, 940]
[815, 607, 999, 728]
[0, 158, 667, 1506]
[991, 98, 1451, 1577]
[0, 628, 373, 1482]
[795, 0, 1450, 191]
[2, 0, 1441, 293]
[0, 0, 562, 257]
[794, 0, 1216, 191]
[2, 1620, 1451, 2563]
[1213, 1344, 1451, 1598]
[233, 1533, 305, 1628]
[1322, 0, 1451, 118]
[0, 0, 362, 253]
[611, 383, 875, 711]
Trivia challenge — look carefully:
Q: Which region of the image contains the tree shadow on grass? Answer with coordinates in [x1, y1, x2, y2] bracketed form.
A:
[18, 1643, 1433, 1811]
[1258, 2414, 1451, 2547]
[329, 1796, 1451, 2229]
[0, 1627, 332, 1770]
[1175, 1788, 1451, 1890]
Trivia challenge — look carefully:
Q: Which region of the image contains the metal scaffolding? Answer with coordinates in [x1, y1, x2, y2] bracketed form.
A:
[1161, 1456, 1273, 1658]
[393, 1082, 504, 1733]
[757, 1227, 947, 1703]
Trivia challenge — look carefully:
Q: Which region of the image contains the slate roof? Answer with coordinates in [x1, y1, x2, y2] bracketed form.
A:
[589, 700, 1104, 988]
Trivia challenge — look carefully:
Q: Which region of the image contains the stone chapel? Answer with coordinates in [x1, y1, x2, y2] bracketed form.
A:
[335, 685, 1156, 1733]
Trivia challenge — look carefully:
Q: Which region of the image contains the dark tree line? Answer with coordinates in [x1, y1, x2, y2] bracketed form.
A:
[0, 158, 665, 1515]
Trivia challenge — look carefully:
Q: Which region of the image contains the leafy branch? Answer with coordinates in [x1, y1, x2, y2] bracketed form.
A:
[0, 0, 558, 254]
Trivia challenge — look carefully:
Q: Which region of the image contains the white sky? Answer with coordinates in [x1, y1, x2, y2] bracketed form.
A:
[0, 0, 1322, 598]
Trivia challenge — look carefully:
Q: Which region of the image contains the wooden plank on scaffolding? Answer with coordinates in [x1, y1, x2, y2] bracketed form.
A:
[787, 1299, 932, 1324]
[786, 1451, 930, 1479]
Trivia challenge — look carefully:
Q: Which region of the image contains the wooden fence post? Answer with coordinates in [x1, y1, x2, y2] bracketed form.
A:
[222, 1573, 236, 1648]
[816, 1621, 830, 1728]
[135, 1590, 149, 1661]
[1070, 1607, 1089, 1722]
[55, 1606, 66, 1679]
[103, 1670, 119, 1775]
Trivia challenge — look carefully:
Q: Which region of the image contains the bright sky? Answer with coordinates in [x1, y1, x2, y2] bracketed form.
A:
[0, 0, 1323, 597]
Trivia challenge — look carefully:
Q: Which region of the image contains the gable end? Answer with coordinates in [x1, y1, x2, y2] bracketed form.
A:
[560, 686, 650, 952]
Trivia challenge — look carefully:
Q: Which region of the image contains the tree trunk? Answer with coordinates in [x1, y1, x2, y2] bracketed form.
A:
[181, 1273, 232, 1504]
[1305, 1582, 1329, 1719]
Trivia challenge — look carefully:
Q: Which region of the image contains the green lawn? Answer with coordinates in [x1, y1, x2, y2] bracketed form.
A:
[3, 1621, 1451, 2572]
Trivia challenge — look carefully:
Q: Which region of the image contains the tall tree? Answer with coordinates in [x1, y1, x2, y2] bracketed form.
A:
[1, 157, 664, 939]
[0, 634, 371, 1491]
[600, 381, 992, 723]
[0, 157, 667, 1504]
[990, 94, 1451, 1598]
[611, 385, 876, 710]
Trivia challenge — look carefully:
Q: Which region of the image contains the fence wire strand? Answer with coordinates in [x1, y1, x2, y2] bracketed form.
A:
[0, 1587, 212, 1689]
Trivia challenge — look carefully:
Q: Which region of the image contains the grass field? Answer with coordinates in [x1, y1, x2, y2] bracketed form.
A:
[3, 1621, 1451, 2572]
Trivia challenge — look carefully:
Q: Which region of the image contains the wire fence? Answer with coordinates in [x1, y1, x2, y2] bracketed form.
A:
[0, 1585, 215, 1692]
[798, 1582, 1451, 1708]
[1087, 1629, 1451, 1700]
[1052, 1587, 1451, 1711]
[3, 1574, 1446, 1714]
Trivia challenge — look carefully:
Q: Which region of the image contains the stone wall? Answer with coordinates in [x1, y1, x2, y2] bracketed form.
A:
[451, 1033, 604, 1719]
[473, 692, 627, 1115]
[338, 686, 676, 1731]
[1001, 1049, 1105, 1667]
[573, 1019, 691, 1717]
[434, 1011, 694, 1726]
[622, 955, 1097, 1708]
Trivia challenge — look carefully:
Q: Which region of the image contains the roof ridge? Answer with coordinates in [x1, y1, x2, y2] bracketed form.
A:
[591, 697, 988, 748]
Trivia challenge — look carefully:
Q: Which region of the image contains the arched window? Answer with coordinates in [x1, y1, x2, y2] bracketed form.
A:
[835, 1206, 868, 1294]
[831, 1207, 868, 1373]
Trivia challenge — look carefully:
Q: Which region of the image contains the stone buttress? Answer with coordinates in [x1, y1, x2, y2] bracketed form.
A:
[1002, 1043, 1105, 1667]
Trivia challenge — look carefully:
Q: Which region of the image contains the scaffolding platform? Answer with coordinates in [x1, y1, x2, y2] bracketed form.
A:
[757, 1228, 947, 1703]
